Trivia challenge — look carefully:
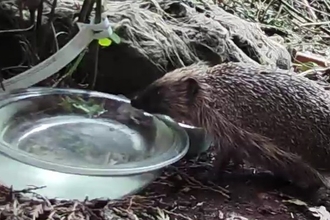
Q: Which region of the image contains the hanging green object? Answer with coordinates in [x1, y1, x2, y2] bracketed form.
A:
[109, 32, 121, 44]
[98, 38, 112, 47]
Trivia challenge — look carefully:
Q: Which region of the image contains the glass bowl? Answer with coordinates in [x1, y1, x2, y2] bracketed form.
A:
[0, 87, 189, 200]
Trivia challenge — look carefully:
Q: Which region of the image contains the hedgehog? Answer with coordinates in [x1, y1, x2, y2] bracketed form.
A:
[130, 62, 330, 202]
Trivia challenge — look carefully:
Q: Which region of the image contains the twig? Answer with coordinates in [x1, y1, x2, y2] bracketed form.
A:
[170, 166, 230, 198]
[160, 208, 194, 220]
[126, 196, 134, 211]
[34, 0, 44, 61]
[90, 0, 102, 90]
[300, 21, 330, 26]
[48, 0, 57, 22]
[78, 0, 95, 22]
[0, 25, 35, 34]
[300, 0, 318, 20]
[50, 22, 59, 51]
[280, 0, 330, 35]
[52, 49, 87, 87]
[324, 0, 330, 12]
[49, 0, 59, 52]
[259, 0, 276, 22]
[187, 185, 230, 196]
[0, 69, 5, 91]
[294, 0, 330, 19]
[275, 3, 284, 20]
[297, 67, 330, 77]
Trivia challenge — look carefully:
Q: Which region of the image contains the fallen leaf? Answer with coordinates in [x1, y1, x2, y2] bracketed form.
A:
[283, 199, 308, 207]
[309, 206, 330, 220]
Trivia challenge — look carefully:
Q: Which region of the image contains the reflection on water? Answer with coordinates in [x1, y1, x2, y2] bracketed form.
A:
[2, 116, 151, 168]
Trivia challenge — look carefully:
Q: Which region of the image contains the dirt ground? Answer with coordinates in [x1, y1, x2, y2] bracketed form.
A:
[0, 136, 320, 220]
[134, 151, 317, 220]
[0, 148, 317, 220]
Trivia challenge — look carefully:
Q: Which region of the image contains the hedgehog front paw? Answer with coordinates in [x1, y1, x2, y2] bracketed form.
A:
[307, 186, 330, 210]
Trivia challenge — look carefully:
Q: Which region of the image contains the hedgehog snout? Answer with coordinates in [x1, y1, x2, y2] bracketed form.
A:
[130, 95, 142, 109]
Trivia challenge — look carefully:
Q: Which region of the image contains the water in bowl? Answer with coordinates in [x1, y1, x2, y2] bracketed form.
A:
[1, 115, 151, 168]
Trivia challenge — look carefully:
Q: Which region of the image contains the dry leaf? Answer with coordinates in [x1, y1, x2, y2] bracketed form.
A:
[156, 208, 170, 220]
[31, 204, 44, 220]
[309, 206, 330, 220]
[283, 199, 308, 207]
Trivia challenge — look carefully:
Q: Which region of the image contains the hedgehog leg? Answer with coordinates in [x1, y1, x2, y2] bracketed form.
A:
[317, 188, 330, 209]
[230, 150, 244, 169]
[212, 145, 231, 171]
[212, 147, 243, 172]
[303, 177, 330, 209]
[206, 141, 245, 186]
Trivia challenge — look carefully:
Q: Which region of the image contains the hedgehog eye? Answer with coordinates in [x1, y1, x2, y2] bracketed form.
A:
[155, 88, 162, 96]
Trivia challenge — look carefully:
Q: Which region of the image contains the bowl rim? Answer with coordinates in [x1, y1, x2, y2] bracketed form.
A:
[155, 115, 203, 131]
[0, 87, 189, 176]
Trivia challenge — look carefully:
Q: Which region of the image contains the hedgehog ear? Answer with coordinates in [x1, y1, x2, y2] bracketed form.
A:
[185, 77, 200, 100]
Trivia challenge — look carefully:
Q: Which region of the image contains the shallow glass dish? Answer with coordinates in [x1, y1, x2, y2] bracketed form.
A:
[0, 87, 189, 200]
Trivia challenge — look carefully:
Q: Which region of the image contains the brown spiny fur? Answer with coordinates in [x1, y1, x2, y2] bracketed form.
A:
[131, 62, 330, 191]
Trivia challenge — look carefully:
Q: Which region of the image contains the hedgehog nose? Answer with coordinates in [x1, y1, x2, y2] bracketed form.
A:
[130, 96, 140, 108]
